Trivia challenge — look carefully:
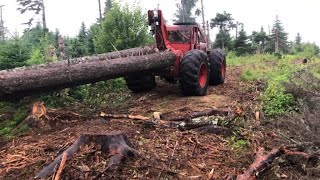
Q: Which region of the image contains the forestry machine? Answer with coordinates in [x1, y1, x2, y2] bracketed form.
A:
[0, 10, 226, 99]
[127, 10, 226, 96]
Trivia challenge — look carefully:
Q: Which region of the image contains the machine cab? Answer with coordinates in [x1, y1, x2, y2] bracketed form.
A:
[167, 23, 207, 54]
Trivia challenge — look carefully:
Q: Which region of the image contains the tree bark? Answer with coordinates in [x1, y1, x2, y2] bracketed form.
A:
[0, 47, 176, 99]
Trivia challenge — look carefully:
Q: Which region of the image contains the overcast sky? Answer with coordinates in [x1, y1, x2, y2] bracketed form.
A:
[1, 0, 319, 45]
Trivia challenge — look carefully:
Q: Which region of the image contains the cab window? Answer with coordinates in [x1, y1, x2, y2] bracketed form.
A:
[168, 31, 190, 43]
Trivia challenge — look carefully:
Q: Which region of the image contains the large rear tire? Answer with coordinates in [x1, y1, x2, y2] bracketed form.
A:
[209, 49, 226, 85]
[179, 49, 209, 96]
[125, 74, 156, 93]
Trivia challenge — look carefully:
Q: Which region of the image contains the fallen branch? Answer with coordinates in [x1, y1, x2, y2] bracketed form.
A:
[36, 132, 138, 178]
[162, 109, 229, 122]
[236, 146, 319, 180]
[54, 152, 68, 180]
[100, 112, 149, 120]
[236, 147, 284, 180]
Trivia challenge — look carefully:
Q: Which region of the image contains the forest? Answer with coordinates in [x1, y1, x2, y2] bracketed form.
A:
[0, 0, 319, 179]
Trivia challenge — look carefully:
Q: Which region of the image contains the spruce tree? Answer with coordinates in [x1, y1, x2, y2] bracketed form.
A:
[294, 33, 302, 53]
[213, 31, 232, 50]
[77, 22, 89, 56]
[233, 26, 251, 56]
[266, 16, 289, 53]
[252, 27, 269, 53]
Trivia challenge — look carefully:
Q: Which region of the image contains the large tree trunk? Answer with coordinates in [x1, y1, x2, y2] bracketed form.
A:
[0, 47, 176, 99]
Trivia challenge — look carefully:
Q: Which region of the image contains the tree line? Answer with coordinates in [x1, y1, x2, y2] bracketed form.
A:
[0, 0, 319, 71]
[0, 0, 153, 70]
[174, 0, 319, 56]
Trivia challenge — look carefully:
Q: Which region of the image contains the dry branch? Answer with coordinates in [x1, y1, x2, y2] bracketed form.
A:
[236, 147, 319, 180]
[236, 147, 284, 180]
[100, 112, 149, 120]
[36, 132, 137, 179]
[162, 108, 229, 122]
[54, 152, 68, 180]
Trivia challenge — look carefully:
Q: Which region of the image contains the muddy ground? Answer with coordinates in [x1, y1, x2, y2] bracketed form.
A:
[0, 67, 318, 179]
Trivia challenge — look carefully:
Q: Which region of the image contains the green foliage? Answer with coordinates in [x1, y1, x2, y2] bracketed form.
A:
[0, 37, 30, 70]
[210, 11, 235, 50]
[0, 102, 29, 139]
[21, 24, 58, 64]
[251, 27, 269, 54]
[210, 11, 234, 31]
[229, 136, 249, 149]
[77, 22, 90, 56]
[227, 53, 277, 67]
[87, 24, 100, 55]
[297, 43, 320, 58]
[266, 16, 289, 53]
[231, 52, 314, 116]
[262, 82, 294, 116]
[240, 68, 265, 81]
[292, 33, 302, 53]
[173, 0, 198, 23]
[26, 48, 45, 65]
[233, 26, 252, 56]
[94, 2, 149, 53]
[213, 30, 232, 50]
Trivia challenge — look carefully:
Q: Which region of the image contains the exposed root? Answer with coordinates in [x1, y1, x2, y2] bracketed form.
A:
[36, 132, 138, 178]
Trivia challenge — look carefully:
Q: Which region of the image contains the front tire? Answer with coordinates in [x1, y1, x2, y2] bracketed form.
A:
[179, 49, 209, 96]
[209, 49, 226, 85]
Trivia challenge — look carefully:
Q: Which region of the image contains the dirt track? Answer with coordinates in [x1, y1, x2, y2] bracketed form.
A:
[0, 67, 270, 179]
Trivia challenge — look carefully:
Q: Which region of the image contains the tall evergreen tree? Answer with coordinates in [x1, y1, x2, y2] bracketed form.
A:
[266, 16, 289, 53]
[294, 32, 302, 53]
[210, 11, 234, 49]
[233, 25, 251, 56]
[17, 0, 47, 29]
[213, 31, 232, 50]
[87, 24, 99, 55]
[0, 37, 30, 69]
[77, 22, 89, 56]
[173, 0, 198, 23]
[252, 26, 269, 53]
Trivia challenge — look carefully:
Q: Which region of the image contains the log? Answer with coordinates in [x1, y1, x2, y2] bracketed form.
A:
[36, 132, 138, 178]
[0, 49, 176, 99]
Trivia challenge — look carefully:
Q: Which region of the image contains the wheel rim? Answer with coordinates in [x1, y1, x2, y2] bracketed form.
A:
[221, 61, 226, 79]
[198, 63, 207, 88]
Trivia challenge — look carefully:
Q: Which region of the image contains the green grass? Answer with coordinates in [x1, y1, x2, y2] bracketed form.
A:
[228, 51, 320, 117]
[0, 102, 29, 139]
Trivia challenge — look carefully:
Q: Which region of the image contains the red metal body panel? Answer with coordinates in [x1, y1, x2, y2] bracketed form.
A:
[148, 10, 208, 77]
